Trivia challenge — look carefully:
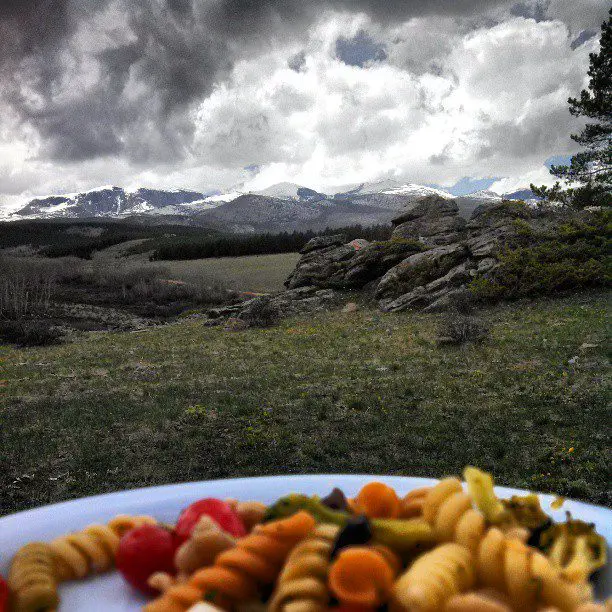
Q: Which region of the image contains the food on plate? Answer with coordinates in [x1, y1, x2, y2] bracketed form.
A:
[393, 542, 474, 611]
[144, 511, 316, 611]
[4, 468, 609, 611]
[175, 499, 247, 544]
[49, 514, 158, 582]
[116, 525, 177, 595]
[6, 543, 58, 612]
[0, 575, 8, 612]
[268, 523, 339, 611]
[329, 545, 401, 607]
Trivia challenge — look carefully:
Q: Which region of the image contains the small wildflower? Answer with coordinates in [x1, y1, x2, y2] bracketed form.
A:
[568, 447, 574, 453]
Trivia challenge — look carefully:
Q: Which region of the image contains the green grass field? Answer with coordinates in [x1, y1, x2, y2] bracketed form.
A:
[0, 290, 609, 515]
[147, 252, 300, 293]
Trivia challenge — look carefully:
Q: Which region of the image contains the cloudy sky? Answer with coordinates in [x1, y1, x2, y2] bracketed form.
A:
[0, 0, 608, 211]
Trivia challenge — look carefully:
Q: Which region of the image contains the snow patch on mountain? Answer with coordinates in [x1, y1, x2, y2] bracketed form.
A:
[382, 183, 454, 199]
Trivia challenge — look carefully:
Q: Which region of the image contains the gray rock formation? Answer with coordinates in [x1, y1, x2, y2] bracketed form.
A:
[280, 196, 549, 313]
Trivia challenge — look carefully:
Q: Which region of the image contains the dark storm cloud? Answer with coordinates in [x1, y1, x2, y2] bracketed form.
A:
[510, 1, 548, 22]
[0, 0, 541, 164]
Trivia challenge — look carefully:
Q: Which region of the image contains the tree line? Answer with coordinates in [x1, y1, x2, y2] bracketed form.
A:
[149, 224, 391, 260]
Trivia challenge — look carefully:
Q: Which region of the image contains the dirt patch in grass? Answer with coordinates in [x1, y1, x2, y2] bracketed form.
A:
[0, 290, 609, 514]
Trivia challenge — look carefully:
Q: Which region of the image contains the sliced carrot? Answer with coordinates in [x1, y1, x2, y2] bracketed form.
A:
[353, 482, 401, 519]
[371, 544, 402, 577]
[328, 547, 396, 607]
[257, 510, 316, 539]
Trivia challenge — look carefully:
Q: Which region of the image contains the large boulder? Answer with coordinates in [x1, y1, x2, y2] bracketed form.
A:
[392, 214, 466, 246]
[375, 242, 468, 303]
[378, 260, 477, 313]
[285, 238, 363, 289]
[300, 234, 346, 254]
[391, 195, 466, 247]
[391, 195, 459, 225]
[342, 239, 425, 288]
[465, 200, 531, 258]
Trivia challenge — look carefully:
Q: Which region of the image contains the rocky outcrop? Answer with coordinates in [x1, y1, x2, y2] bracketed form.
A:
[375, 243, 468, 303]
[279, 196, 557, 313]
[209, 196, 581, 322]
[391, 196, 467, 247]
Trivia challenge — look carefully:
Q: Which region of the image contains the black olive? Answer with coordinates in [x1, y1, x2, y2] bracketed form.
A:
[527, 518, 554, 549]
[331, 515, 372, 558]
[321, 487, 349, 511]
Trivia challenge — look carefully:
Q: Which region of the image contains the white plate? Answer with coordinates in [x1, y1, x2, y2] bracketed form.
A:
[0, 475, 610, 611]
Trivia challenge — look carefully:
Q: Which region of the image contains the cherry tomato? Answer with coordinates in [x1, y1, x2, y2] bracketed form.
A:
[116, 525, 176, 595]
[175, 498, 246, 543]
[0, 575, 8, 612]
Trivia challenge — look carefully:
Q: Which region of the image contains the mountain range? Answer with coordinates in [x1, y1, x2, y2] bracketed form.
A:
[4, 181, 538, 233]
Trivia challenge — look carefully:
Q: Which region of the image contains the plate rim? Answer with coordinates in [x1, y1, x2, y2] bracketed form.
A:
[2, 472, 610, 524]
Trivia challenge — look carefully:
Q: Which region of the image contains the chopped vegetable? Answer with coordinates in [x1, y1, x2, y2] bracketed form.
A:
[464, 467, 549, 530]
[551, 496, 566, 510]
[175, 499, 246, 544]
[331, 516, 372, 558]
[321, 487, 349, 511]
[328, 547, 395, 607]
[0, 575, 7, 612]
[540, 517, 607, 583]
[352, 482, 401, 519]
[464, 466, 507, 524]
[501, 494, 550, 530]
[264, 494, 435, 552]
[116, 525, 177, 595]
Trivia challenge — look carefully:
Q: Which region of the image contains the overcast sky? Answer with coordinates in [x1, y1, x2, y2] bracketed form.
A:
[0, 0, 608, 211]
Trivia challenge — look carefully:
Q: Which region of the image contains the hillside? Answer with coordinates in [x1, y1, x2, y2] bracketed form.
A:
[1, 290, 608, 514]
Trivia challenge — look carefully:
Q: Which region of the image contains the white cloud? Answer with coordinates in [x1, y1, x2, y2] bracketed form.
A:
[490, 165, 558, 194]
[0, 3, 604, 210]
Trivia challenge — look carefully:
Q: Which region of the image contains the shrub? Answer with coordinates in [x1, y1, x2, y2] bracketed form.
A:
[0, 320, 63, 347]
[469, 211, 610, 302]
[239, 296, 282, 328]
[0, 257, 63, 319]
[437, 314, 489, 345]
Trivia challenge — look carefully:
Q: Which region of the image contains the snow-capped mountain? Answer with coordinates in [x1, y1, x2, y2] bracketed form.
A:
[463, 189, 503, 201]
[197, 182, 457, 233]
[7, 180, 537, 232]
[13, 186, 224, 220]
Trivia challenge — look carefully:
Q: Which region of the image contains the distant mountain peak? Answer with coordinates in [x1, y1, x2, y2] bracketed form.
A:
[12, 186, 224, 220]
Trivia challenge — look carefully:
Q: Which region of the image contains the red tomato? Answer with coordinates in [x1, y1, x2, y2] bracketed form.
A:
[116, 525, 176, 595]
[0, 575, 8, 612]
[175, 498, 246, 543]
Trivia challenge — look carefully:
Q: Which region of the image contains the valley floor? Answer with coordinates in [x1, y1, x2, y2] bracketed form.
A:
[0, 290, 609, 515]
[160, 251, 301, 292]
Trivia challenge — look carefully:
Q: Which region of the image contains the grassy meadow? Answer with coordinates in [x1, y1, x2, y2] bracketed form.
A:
[0, 290, 609, 515]
[162, 252, 301, 292]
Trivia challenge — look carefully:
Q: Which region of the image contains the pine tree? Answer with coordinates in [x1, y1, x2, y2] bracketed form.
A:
[532, 9, 611, 207]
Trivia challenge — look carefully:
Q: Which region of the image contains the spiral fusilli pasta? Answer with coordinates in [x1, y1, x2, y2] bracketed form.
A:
[50, 514, 157, 581]
[393, 542, 474, 612]
[107, 514, 158, 538]
[422, 477, 486, 552]
[225, 500, 268, 532]
[144, 510, 316, 612]
[268, 523, 339, 612]
[7, 542, 59, 612]
[476, 528, 591, 612]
